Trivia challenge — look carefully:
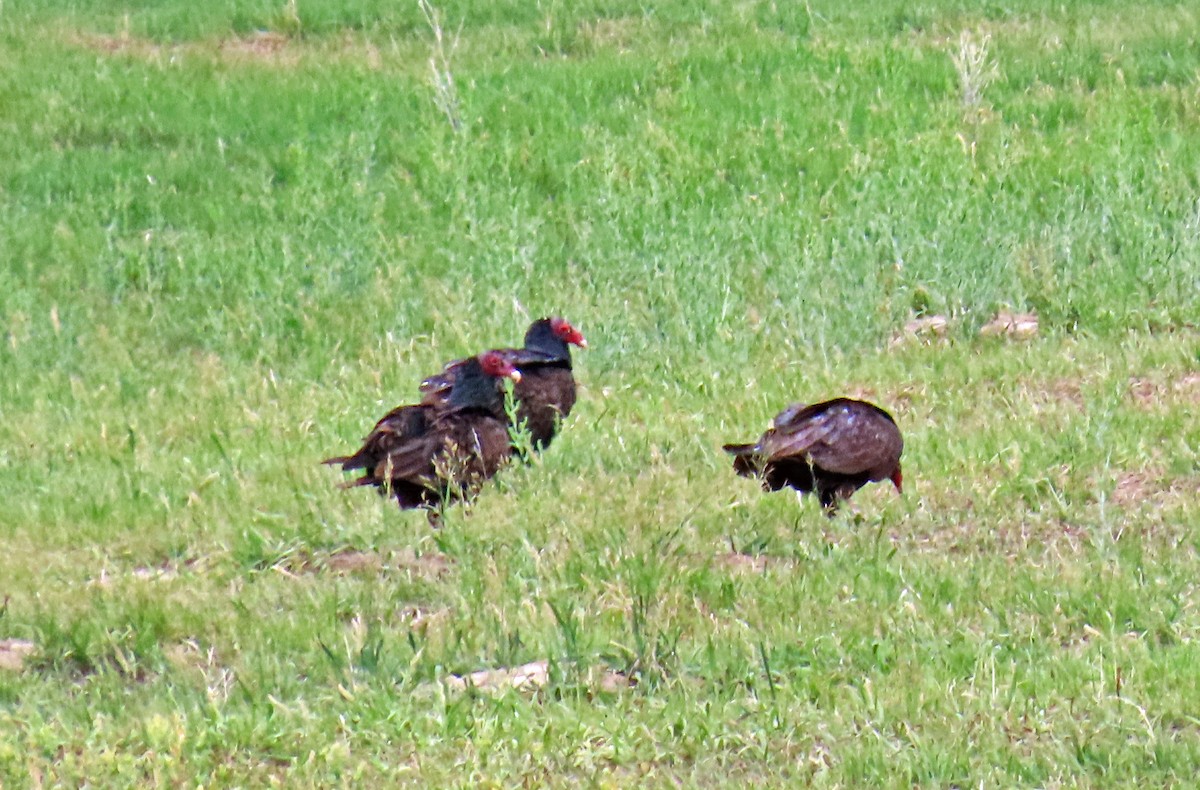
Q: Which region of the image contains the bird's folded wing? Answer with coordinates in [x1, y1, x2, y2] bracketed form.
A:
[367, 404, 430, 437]
[771, 402, 812, 429]
[808, 411, 896, 474]
[328, 405, 430, 470]
[765, 404, 878, 475]
[371, 432, 442, 482]
[419, 368, 459, 403]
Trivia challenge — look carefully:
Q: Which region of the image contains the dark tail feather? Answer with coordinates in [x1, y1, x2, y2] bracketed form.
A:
[323, 453, 373, 471]
[722, 443, 761, 477]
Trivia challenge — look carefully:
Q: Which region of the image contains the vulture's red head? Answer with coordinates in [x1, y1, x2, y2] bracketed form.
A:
[890, 465, 903, 493]
[479, 351, 522, 382]
[550, 317, 588, 349]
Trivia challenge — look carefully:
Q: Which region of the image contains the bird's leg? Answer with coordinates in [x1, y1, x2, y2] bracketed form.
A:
[816, 478, 839, 515]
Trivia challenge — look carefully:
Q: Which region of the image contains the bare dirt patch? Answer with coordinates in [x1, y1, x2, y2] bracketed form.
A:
[1108, 470, 1200, 510]
[71, 31, 173, 58]
[1112, 472, 1157, 507]
[712, 552, 776, 573]
[1128, 372, 1200, 409]
[1181, 373, 1200, 400]
[299, 547, 453, 578]
[67, 29, 303, 67]
[394, 604, 451, 633]
[448, 659, 550, 693]
[389, 547, 454, 578]
[88, 557, 205, 589]
[1016, 376, 1085, 415]
[439, 659, 630, 695]
[218, 31, 297, 65]
[889, 315, 950, 348]
[980, 311, 1038, 340]
[0, 639, 36, 672]
[1046, 378, 1085, 408]
[1129, 378, 1156, 406]
[325, 549, 383, 574]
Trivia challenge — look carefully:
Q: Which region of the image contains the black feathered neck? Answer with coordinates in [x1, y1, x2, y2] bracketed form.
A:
[447, 358, 506, 414]
[523, 318, 571, 365]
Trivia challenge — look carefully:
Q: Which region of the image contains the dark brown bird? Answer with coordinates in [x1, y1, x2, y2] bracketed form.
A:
[323, 351, 522, 514]
[420, 317, 588, 451]
[723, 398, 903, 514]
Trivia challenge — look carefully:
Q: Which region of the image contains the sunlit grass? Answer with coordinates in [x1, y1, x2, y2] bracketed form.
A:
[2, 0, 1200, 785]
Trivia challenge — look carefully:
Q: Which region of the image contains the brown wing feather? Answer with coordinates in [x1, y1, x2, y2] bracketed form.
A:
[323, 404, 433, 471]
[759, 399, 902, 480]
[369, 431, 442, 484]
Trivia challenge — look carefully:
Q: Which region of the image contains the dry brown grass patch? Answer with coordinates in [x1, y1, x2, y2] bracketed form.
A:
[1112, 471, 1158, 507]
[711, 552, 775, 573]
[436, 659, 631, 695]
[1128, 372, 1200, 410]
[393, 604, 451, 633]
[324, 549, 383, 573]
[1107, 469, 1200, 512]
[1046, 377, 1085, 408]
[576, 16, 645, 53]
[87, 556, 208, 589]
[293, 547, 453, 578]
[63, 28, 382, 69]
[0, 639, 36, 672]
[1012, 375, 1086, 416]
[71, 30, 175, 59]
[890, 315, 951, 348]
[980, 311, 1039, 340]
[389, 547, 454, 578]
[217, 31, 298, 65]
[894, 507, 1105, 562]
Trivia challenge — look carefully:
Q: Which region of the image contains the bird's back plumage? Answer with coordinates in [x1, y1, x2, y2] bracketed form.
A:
[724, 397, 903, 513]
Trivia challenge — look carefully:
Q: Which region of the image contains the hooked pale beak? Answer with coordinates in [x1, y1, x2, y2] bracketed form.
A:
[508, 369, 522, 383]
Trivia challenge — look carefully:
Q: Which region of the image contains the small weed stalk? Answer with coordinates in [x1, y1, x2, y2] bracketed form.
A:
[418, 0, 464, 133]
[274, 0, 302, 36]
[502, 379, 536, 462]
[951, 30, 998, 108]
[432, 437, 476, 522]
[317, 617, 386, 689]
[548, 598, 589, 691]
[616, 528, 683, 685]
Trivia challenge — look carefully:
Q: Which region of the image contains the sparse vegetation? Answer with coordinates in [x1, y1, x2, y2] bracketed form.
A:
[2, 0, 1200, 785]
[951, 29, 999, 108]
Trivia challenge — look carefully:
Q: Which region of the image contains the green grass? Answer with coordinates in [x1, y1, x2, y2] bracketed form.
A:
[3, 0, 1200, 784]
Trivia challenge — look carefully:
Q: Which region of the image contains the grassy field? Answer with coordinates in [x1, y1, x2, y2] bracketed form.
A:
[3, 0, 1200, 784]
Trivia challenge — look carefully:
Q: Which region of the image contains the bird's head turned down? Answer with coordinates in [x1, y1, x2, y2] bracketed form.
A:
[480, 351, 522, 382]
[550, 317, 588, 349]
[890, 465, 903, 493]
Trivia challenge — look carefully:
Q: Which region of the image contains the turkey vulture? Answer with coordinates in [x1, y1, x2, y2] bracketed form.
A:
[323, 351, 522, 514]
[723, 398, 903, 514]
[420, 316, 587, 450]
